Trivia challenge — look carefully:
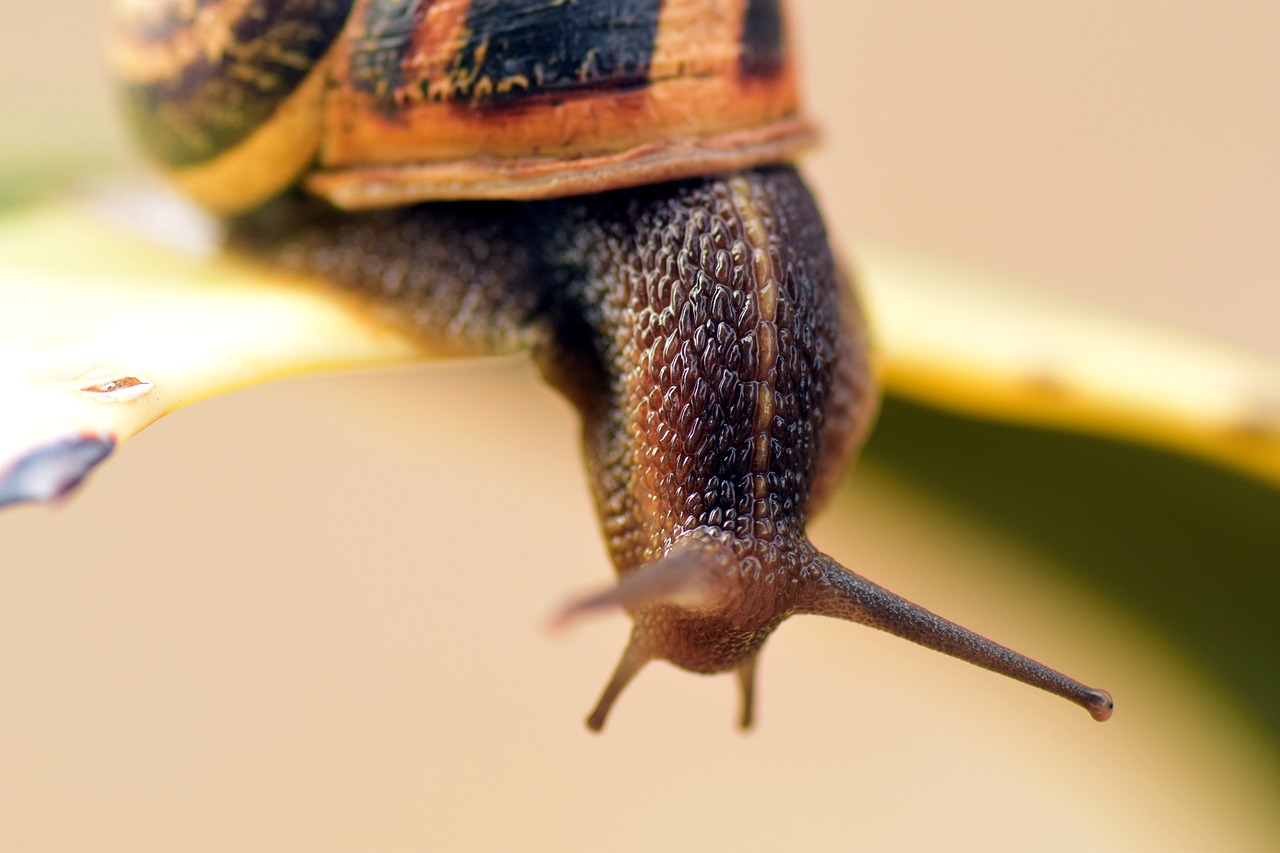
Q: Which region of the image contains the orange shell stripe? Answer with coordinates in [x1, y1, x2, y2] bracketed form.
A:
[310, 0, 813, 206]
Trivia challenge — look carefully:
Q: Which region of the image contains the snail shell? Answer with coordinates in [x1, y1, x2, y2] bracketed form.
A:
[109, 0, 813, 213]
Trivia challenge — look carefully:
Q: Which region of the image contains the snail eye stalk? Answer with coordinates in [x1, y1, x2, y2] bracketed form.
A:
[798, 553, 1114, 722]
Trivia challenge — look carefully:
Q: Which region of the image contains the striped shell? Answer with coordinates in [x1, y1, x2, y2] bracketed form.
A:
[109, 0, 812, 214]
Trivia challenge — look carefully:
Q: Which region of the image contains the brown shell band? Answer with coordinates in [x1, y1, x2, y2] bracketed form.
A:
[109, 0, 353, 168]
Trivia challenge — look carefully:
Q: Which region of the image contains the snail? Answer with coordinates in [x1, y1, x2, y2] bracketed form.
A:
[106, 0, 1112, 729]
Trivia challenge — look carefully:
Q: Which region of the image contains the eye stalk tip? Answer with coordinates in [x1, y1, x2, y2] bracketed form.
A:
[1086, 688, 1114, 722]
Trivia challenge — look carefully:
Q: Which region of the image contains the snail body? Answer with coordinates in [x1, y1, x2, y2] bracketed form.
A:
[109, 0, 1113, 728]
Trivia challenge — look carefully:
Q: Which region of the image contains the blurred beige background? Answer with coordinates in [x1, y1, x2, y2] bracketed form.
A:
[805, 2, 1280, 362]
[2, 3, 1279, 852]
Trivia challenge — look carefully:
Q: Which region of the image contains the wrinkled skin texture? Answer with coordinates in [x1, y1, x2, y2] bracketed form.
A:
[234, 166, 874, 707]
[232, 165, 1113, 728]
[535, 168, 875, 673]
